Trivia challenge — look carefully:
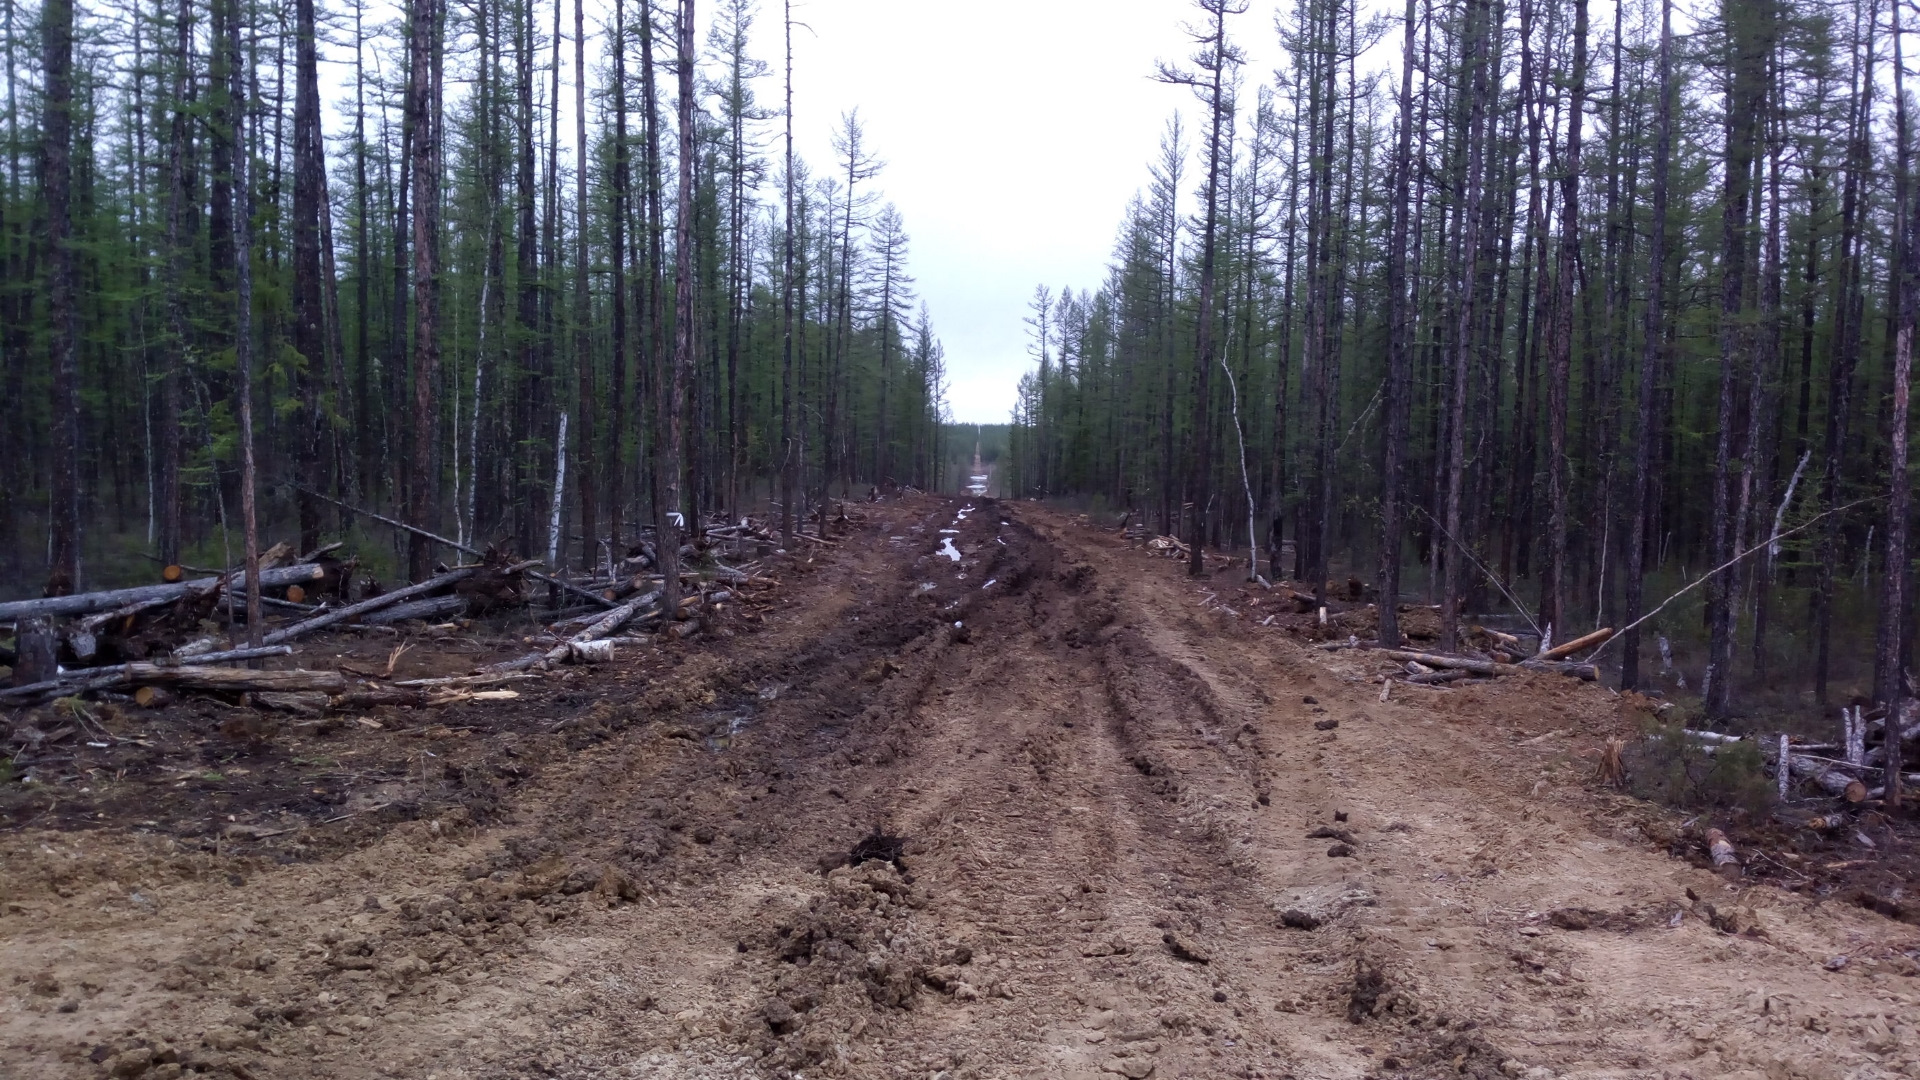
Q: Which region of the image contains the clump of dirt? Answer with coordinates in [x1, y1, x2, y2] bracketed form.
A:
[846, 827, 908, 871]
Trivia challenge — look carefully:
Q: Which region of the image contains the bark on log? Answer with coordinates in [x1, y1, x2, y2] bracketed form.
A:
[0, 645, 313, 704]
[1405, 668, 1474, 685]
[1380, 650, 1519, 676]
[356, 595, 468, 626]
[329, 688, 429, 709]
[1539, 627, 1614, 661]
[261, 568, 480, 645]
[125, 663, 346, 694]
[0, 565, 326, 621]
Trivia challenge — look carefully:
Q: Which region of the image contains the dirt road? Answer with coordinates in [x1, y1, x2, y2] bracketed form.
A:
[5, 497, 1917, 1079]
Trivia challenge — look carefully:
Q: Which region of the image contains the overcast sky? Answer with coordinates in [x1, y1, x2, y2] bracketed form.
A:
[748, 0, 1289, 424]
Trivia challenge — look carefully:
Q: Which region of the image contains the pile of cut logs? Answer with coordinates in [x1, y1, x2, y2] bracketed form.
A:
[1, 517, 773, 710]
[1324, 625, 1610, 687]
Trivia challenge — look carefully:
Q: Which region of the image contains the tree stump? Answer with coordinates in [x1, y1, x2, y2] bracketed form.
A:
[11, 617, 58, 687]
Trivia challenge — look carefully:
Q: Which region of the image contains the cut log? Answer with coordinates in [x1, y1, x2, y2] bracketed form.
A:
[253, 691, 330, 716]
[1539, 627, 1613, 661]
[0, 646, 314, 704]
[261, 568, 480, 645]
[1705, 828, 1740, 873]
[160, 564, 185, 583]
[133, 685, 175, 708]
[329, 688, 429, 709]
[356, 595, 468, 626]
[1405, 668, 1474, 685]
[0, 565, 327, 621]
[390, 671, 537, 689]
[1380, 650, 1517, 677]
[1474, 625, 1522, 650]
[12, 617, 58, 686]
[126, 663, 346, 695]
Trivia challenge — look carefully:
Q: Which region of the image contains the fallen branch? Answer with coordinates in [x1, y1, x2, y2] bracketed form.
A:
[355, 595, 469, 626]
[0, 565, 326, 622]
[0, 647, 326, 704]
[261, 568, 484, 645]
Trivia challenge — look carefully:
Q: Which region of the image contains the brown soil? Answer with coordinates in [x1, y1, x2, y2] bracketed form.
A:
[6, 497, 1920, 1080]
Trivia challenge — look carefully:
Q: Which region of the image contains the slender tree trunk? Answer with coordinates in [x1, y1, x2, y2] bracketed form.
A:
[43, 0, 78, 591]
[1181, 4, 1234, 579]
[1378, 0, 1417, 646]
[608, 0, 629, 548]
[1543, 0, 1588, 641]
[227, 0, 261, 642]
[1880, 2, 1914, 806]
[158, 0, 191, 569]
[780, 0, 795, 546]
[516, 0, 539, 556]
[406, 0, 442, 582]
[1622, 0, 1673, 692]
[573, 0, 595, 568]
[292, 0, 327, 551]
[661, 0, 696, 611]
[1816, 3, 1874, 704]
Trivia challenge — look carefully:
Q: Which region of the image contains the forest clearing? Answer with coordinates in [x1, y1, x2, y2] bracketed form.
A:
[13, 0, 1920, 1070]
[3, 497, 1920, 1080]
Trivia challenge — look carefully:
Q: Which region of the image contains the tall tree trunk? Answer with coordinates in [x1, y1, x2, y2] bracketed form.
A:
[1816, 2, 1874, 704]
[1880, 2, 1914, 806]
[406, 0, 442, 582]
[1543, 0, 1588, 641]
[227, 0, 262, 643]
[158, 0, 191, 570]
[1622, 0, 1673, 692]
[42, 0, 78, 592]
[292, 0, 327, 552]
[661, 0, 696, 611]
[608, 0, 629, 548]
[1377, 0, 1417, 647]
[1175, 2, 1235, 579]
[780, 0, 795, 546]
[1704, 0, 1768, 718]
[573, 0, 595, 569]
[1440, 0, 1492, 653]
[516, 0, 540, 556]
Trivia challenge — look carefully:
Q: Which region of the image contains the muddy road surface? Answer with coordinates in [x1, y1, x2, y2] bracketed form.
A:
[5, 497, 1918, 1080]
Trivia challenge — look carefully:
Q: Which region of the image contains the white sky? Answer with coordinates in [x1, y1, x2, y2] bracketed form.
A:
[749, 0, 1292, 423]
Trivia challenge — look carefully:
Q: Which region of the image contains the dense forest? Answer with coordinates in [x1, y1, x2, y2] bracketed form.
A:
[0, 0, 950, 596]
[1009, 0, 1920, 719]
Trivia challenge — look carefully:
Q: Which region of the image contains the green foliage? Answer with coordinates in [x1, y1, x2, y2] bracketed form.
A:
[1625, 721, 1776, 819]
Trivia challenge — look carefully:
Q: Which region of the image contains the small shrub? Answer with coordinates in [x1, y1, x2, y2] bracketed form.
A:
[1625, 720, 1775, 817]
